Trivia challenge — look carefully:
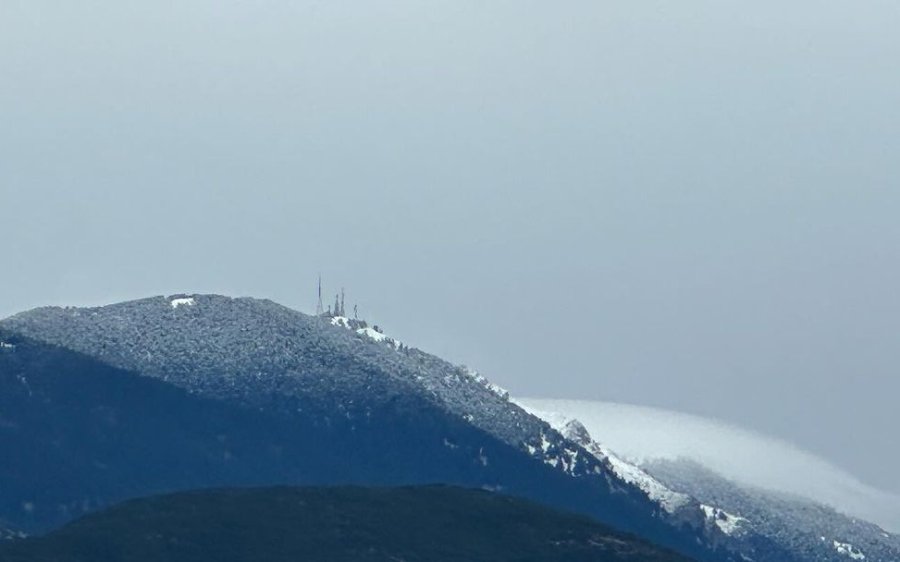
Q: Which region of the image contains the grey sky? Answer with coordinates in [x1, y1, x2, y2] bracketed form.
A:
[2, 1, 899, 494]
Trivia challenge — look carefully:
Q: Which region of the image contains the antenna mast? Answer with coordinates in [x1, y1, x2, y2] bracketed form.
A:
[316, 275, 324, 316]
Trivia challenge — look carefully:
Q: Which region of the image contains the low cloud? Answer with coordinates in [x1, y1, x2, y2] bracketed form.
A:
[517, 398, 900, 533]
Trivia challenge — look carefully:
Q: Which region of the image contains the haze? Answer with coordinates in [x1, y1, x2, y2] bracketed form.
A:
[1, 1, 898, 495]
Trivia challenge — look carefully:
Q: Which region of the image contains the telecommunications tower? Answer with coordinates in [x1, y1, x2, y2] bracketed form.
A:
[316, 275, 324, 316]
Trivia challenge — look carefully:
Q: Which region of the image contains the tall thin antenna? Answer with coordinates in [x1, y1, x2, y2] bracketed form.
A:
[316, 275, 324, 316]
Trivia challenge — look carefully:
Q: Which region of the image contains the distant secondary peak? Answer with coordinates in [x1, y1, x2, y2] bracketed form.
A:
[560, 418, 593, 447]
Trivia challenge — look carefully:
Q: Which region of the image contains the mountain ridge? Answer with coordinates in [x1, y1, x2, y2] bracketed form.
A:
[2, 295, 727, 560]
[0, 293, 852, 562]
[0, 485, 695, 562]
[517, 398, 900, 562]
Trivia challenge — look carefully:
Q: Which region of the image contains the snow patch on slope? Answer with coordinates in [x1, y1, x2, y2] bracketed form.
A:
[601, 445, 692, 514]
[832, 539, 866, 560]
[701, 504, 747, 536]
[462, 367, 509, 400]
[356, 327, 401, 350]
[330, 316, 351, 329]
[357, 326, 386, 342]
[169, 297, 195, 309]
[330, 316, 402, 350]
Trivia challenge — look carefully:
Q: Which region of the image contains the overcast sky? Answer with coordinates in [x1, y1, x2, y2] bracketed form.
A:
[2, 1, 898, 495]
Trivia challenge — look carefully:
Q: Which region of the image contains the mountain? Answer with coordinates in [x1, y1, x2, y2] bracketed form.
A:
[515, 398, 900, 533]
[517, 399, 900, 562]
[644, 459, 900, 562]
[2, 328, 608, 533]
[0, 485, 695, 562]
[0, 294, 811, 561]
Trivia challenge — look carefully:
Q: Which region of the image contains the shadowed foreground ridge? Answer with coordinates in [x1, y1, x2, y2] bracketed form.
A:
[0, 486, 694, 562]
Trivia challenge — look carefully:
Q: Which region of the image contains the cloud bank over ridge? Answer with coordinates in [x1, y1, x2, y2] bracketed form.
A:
[517, 398, 900, 533]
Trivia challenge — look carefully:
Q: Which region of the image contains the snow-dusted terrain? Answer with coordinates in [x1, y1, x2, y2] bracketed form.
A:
[330, 315, 403, 350]
[516, 398, 900, 533]
[517, 398, 900, 562]
[514, 401, 694, 517]
[2, 294, 896, 561]
[1, 294, 738, 562]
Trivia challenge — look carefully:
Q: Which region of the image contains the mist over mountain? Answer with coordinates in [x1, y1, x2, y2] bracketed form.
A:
[644, 458, 900, 562]
[516, 398, 900, 533]
[517, 398, 900, 562]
